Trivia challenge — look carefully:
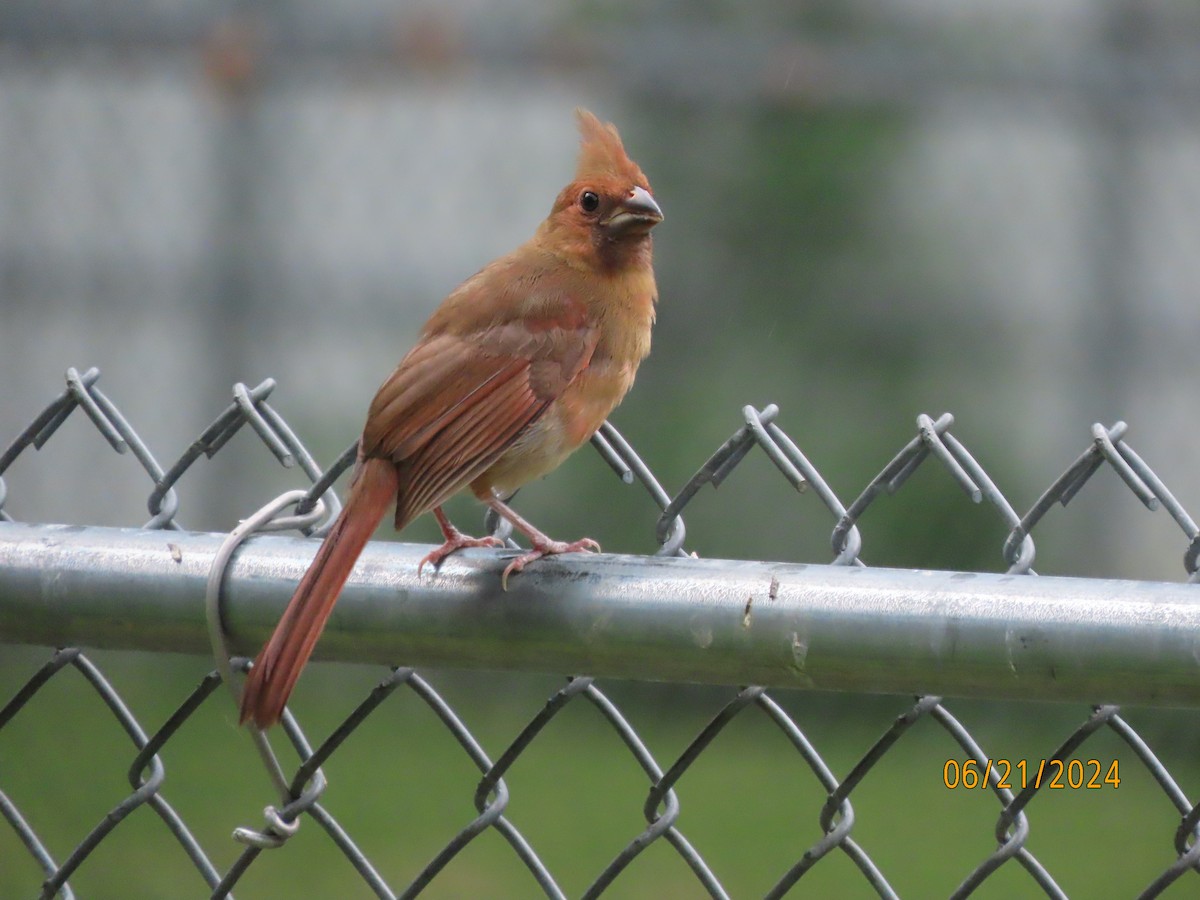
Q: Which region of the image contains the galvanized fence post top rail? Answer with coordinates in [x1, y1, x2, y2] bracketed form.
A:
[3, 525, 1200, 707]
[2, 367, 1199, 899]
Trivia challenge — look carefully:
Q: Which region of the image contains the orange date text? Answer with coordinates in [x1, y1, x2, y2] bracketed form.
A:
[942, 758, 1120, 790]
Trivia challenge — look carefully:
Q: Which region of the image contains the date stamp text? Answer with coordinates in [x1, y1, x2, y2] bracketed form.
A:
[943, 758, 1120, 790]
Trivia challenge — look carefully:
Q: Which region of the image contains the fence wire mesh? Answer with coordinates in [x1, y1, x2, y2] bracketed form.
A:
[1, 367, 1199, 899]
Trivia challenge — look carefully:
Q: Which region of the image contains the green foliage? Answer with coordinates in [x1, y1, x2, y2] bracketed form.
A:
[2, 648, 1193, 897]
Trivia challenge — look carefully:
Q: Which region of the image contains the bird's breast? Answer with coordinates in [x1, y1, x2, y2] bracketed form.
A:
[473, 285, 653, 499]
[473, 356, 638, 499]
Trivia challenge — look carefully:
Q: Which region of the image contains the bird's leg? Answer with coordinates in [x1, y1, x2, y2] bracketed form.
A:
[417, 506, 505, 575]
[485, 496, 600, 590]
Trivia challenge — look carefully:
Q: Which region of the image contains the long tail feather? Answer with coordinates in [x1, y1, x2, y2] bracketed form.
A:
[239, 457, 398, 728]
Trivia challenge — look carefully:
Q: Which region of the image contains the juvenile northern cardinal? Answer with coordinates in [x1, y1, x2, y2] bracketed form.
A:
[239, 109, 662, 728]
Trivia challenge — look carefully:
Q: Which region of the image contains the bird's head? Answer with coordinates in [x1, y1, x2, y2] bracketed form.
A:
[540, 109, 663, 269]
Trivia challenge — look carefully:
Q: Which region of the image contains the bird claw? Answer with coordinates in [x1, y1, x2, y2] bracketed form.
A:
[418, 533, 506, 576]
[500, 537, 601, 591]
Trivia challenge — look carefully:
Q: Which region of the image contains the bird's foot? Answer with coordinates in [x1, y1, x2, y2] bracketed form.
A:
[418, 531, 505, 576]
[501, 536, 600, 591]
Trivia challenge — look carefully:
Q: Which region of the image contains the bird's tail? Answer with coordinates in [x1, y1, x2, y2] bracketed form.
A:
[239, 457, 398, 728]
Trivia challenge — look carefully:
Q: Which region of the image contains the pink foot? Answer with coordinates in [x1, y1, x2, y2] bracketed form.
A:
[501, 537, 600, 591]
[418, 532, 505, 576]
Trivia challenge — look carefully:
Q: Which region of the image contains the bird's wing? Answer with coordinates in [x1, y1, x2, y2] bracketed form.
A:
[362, 312, 598, 526]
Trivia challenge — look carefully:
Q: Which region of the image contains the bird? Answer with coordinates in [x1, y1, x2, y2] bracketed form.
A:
[239, 108, 663, 728]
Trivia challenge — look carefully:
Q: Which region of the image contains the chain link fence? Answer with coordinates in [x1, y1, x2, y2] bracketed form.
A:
[2, 367, 1199, 898]
[4, 3, 1200, 897]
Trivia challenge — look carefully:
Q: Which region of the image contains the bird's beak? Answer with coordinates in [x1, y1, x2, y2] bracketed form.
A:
[603, 185, 664, 233]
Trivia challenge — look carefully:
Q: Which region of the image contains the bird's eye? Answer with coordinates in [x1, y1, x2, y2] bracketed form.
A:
[579, 191, 600, 213]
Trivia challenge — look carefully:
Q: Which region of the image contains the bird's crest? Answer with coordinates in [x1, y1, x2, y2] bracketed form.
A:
[574, 108, 647, 186]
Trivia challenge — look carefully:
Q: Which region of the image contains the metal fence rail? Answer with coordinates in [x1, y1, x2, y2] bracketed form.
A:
[5, 526, 1200, 707]
[2, 367, 1200, 898]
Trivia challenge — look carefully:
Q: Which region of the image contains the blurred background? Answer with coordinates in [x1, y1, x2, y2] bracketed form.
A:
[2, 1, 1200, 897]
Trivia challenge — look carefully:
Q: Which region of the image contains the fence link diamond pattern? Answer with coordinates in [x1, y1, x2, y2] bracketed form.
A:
[2, 368, 1199, 898]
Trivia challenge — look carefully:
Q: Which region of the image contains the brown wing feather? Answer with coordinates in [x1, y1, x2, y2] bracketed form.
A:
[393, 373, 546, 525]
[362, 317, 598, 530]
[366, 336, 512, 460]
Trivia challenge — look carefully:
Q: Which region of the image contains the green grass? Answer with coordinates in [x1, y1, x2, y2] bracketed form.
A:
[2, 646, 1198, 898]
